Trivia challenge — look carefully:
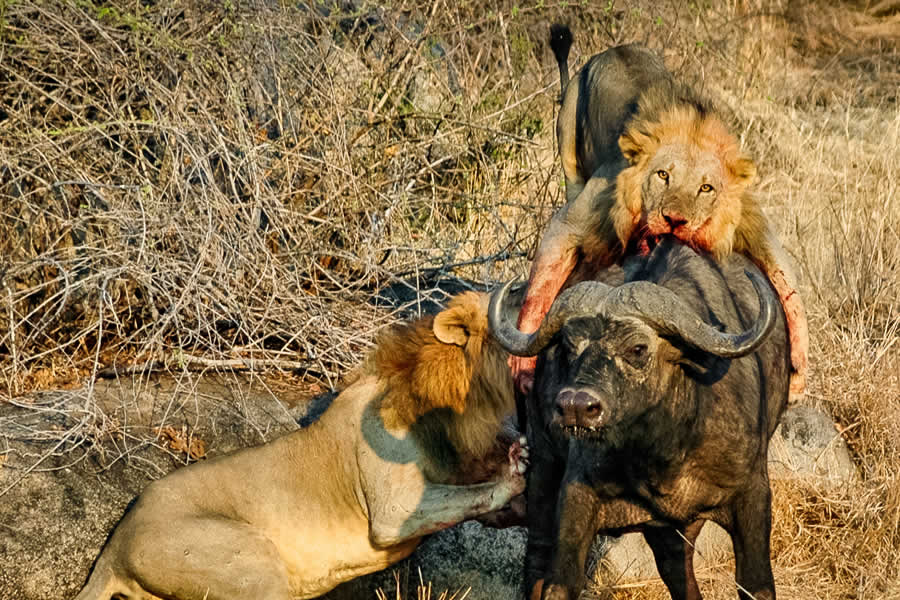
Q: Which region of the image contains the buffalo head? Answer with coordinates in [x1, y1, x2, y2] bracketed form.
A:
[488, 270, 776, 441]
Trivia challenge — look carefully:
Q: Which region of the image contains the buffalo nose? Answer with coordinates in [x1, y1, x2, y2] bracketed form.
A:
[554, 387, 608, 429]
[662, 212, 688, 229]
[554, 389, 578, 427]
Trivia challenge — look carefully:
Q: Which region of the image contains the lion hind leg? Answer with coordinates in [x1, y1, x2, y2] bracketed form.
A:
[74, 570, 139, 600]
[123, 517, 294, 600]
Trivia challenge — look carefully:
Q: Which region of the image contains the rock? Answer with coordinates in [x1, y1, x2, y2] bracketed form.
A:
[593, 523, 734, 588]
[0, 374, 306, 600]
[768, 404, 858, 485]
[407, 521, 525, 598]
[331, 522, 526, 600]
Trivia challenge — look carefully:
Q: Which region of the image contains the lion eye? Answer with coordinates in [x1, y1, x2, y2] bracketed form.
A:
[699, 183, 714, 193]
[656, 170, 669, 181]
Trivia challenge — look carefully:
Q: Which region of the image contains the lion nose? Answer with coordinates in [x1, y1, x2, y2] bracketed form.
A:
[662, 212, 688, 229]
[554, 388, 609, 429]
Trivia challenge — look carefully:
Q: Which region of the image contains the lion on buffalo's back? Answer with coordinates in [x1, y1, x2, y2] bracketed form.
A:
[511, 26, 807, 403]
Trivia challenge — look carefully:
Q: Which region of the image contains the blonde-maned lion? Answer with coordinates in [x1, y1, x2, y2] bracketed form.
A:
[511, 25, 807, 405]
[76, 291, 526, 600]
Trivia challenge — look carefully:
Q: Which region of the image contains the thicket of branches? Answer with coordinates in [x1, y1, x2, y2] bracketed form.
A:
[0, 0, 570, 391]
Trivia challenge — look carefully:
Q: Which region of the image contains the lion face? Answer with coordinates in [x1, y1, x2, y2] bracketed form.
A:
[615, 105, 756, 259]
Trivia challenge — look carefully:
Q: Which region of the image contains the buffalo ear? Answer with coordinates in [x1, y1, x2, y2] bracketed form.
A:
[433, 306, 470, 346]
[669, 342, 728, 384]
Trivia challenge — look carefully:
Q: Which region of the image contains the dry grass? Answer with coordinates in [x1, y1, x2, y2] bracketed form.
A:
[376, 568, 471, 600]
[0, 0, 560, 396]
[1, 0, 899, 598]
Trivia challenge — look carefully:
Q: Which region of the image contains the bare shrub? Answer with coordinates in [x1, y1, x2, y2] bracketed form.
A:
[0, 0, 565, 394]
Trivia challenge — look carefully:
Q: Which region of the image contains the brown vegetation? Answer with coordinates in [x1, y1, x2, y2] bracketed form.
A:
[1, 0, 899, 598]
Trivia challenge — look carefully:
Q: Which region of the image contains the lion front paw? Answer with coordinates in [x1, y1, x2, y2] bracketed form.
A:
[492, 437, 528, 502]
[508, 435, 530, 475]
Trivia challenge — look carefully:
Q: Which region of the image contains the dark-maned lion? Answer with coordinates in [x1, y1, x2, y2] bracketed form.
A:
[76, 292, 525, 600]
[511, 25, 807, 404]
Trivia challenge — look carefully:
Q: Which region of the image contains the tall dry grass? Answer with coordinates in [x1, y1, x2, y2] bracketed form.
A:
[1, 0, 898, 598]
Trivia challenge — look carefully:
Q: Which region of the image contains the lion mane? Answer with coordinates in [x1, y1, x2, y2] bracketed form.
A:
[368, 292, 515, 481]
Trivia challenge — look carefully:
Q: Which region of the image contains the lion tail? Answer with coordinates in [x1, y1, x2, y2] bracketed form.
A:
[549, 23, 573, 98]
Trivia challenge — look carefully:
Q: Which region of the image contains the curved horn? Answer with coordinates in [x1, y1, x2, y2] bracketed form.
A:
[488, 280, 613, 357]
[605, 269, 777, 358]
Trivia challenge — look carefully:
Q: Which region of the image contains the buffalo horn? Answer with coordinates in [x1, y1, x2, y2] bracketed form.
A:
[488, 280, 613, 356]
[604, 269, 777, 358]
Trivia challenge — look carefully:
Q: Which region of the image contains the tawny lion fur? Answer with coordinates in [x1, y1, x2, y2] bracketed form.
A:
[514, 29, 807, 400]
[76, 291, 524, 600]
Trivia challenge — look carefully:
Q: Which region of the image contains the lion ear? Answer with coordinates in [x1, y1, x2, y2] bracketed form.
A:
[618, 128, 652, 165]
[729, 155, 756, 184]
[433, 306, 470, 346]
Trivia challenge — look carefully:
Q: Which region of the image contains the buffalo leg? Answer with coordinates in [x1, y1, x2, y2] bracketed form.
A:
[523, 448, 566, 599]
[643, 520, 704, 600]
[540, 477, 600, 600]
[730, 484, 776, 600]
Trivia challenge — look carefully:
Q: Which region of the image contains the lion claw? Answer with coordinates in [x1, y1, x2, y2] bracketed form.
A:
[508, 438, 530, 475]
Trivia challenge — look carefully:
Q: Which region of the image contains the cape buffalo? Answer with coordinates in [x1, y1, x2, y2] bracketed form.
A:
[490, 238, 789, 600]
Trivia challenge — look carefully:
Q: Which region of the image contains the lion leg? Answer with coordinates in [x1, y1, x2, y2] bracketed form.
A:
[766, 264, 808, 401]
[513, 176, 618, 395]
[512, 238, 577, 395]
[747, 228, 807, 401]
[369, 441, 528, 547]
[119, 515, 293, 600]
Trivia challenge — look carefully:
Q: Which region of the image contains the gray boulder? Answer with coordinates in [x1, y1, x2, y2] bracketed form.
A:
[768, 404, 858, 485]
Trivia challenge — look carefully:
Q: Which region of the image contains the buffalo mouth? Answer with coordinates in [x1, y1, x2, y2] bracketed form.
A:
[633, 227, 670, 256]
[550, 420, 608, 441]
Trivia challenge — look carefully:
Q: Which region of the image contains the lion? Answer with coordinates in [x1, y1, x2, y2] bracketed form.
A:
[511, 25, 807, 405]
[75, 291, 526, 600]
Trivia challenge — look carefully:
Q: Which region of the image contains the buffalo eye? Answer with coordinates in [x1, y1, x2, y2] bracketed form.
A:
[625, 344, 649, 366]
[656, 170, 669, 182]
[699, 183, 714, 193]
